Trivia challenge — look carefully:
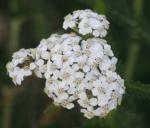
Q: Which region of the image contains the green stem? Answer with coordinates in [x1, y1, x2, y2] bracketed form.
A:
[8, 18, 23, 55]
[133, 0, 143, 17]
[94, 0, 106, 14]
[124, 0, 143, 80]
[124, 43, 139, 79]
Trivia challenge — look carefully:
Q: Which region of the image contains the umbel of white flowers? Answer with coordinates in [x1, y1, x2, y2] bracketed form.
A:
[6, 9, 125, 119]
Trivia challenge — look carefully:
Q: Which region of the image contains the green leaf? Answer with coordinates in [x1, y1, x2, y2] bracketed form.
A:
[125, 81, 150, 100]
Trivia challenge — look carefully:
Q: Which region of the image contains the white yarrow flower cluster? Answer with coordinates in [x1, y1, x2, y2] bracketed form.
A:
[6, 49, 36, 85]
[6, 9, 125, 119]
[63, 9, 109, 38]
[42, 36, 125, 119]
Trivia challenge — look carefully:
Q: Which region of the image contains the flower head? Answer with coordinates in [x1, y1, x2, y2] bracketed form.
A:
[63, 9, 109, 38]
[6, 48, 36, 85]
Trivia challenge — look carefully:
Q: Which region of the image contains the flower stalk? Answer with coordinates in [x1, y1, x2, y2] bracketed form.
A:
[124, 0, 143, 80]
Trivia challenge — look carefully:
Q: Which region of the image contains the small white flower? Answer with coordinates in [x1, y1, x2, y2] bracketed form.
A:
[73, 45, 80, 51]
[93, 30, 100, 37]
[65, 103, 74, 109]
[36, 59, 44, 66]
[57, 92, 69, 102]
[83, 65, 90, 73]
[78, 92, 87, 100]
[29, 63, 36, 70]
[75, 72, 84, 78]
[72, 64, 80, 71]
[99, 56, 111, 70]
[89, 98, 97, 106]
[63, 14, 76, 29]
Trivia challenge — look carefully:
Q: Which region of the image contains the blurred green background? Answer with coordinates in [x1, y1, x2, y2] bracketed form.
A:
[0, 0, 150, 128]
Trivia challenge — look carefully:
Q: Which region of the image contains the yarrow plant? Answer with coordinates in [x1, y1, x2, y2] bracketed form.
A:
[6, 9, 125, 119]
